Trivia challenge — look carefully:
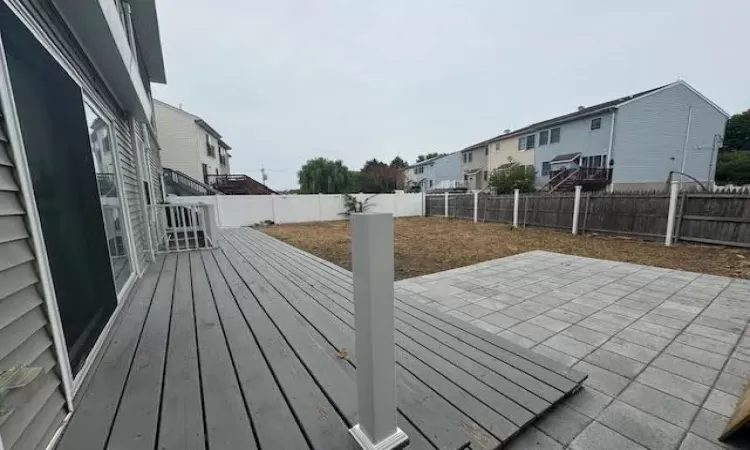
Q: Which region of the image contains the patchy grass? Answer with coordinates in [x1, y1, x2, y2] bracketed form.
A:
[261, 217, 750, 280]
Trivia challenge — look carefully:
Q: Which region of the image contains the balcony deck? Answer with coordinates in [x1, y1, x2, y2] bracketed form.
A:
[55, 228, 586, 450]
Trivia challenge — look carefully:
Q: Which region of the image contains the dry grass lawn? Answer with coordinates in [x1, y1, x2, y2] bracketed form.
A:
[261, 217, 750, 280]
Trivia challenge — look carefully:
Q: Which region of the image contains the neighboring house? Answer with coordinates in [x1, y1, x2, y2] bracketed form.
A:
[485, 80, 728, 191]
[460, 141, 491, 190]
[488, 129, 535, 172]
[154, 99, 232, 183]
[0, 1, 167, 449]
[404, 152, 462, 191]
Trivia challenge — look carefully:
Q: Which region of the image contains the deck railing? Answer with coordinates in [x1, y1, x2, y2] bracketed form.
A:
[151, 203, 217, 252]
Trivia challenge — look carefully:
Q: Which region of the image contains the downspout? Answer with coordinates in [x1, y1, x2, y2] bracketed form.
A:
[606, 108, 617, 192]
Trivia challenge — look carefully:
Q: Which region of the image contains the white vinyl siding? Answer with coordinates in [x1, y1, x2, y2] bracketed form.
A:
[0, 114, 67, 450]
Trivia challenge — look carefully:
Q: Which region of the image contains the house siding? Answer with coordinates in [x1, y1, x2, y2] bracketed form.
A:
[153, 101, 201, 180]
[406, 153, 462, 191]
[0, 105, 67, 450]
[489, 137, 534, 171]
[612, 83, 727, 185]
[461, 146, 490, 190]
[532, 111, 614, 184]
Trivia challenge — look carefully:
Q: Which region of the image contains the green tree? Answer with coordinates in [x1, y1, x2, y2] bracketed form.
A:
[723, 109, 750, 152]
[715, 151, 750, 185]
[488, 164, 536, 194]
[390, 156, 409, 169]
[297, 157, 351, 194]
[416, 152, 446, 162]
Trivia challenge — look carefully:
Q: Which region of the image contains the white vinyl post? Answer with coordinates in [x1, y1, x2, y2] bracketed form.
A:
[318, 193, 323, 221]
[665, 180, 680, 246]
[349, 213, 408, 450]
[473, 192, 478, 223]
[572, 185, 582, 235]
[513, 189, 520, 228]
[421, 192, 426, 217]
[444, 192, 448, 218]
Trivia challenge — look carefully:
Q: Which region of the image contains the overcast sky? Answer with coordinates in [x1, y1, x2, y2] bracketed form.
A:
[152, 0, 750, 190]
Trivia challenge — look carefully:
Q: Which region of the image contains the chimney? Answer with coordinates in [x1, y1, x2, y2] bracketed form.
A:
[504, 129, 511, 134]
[577, 106, 585, 111]
[179, 103, 183, 110]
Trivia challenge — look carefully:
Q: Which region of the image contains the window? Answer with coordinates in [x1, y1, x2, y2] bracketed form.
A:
[550, 127, 561, 143]
[542, 162, 551, 176]
[525, 134, 535, 149]
[468, 152, 473, 163]
[539, 130, 548, 146]
[594, 155, 603, 167]
[463, 174, 468, 181]
[483, 171, 487, 181]
[591, 118, 602, 130]
[463, 153, 468, 163]
[206, 135, 216, 157]
[485, 147, 489, 156]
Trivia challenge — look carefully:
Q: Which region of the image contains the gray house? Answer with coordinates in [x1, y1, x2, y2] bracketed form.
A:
[489, 81, 728, 191]
[0, 1, 166, 449]
[460, 141, 491, 191]
[404, 152, 462, 191]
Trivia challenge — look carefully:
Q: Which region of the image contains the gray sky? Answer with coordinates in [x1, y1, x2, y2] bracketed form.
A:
[152, 0, 749, 190]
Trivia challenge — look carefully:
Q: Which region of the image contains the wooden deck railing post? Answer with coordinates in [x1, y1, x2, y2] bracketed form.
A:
[513, 189, 520, 228]
[349, 213, 408, 450]
[665, 180, 680, 246]
[572, 185, 582, 234]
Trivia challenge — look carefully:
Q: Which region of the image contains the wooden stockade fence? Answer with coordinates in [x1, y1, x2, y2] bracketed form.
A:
[425, 191, 750, 249]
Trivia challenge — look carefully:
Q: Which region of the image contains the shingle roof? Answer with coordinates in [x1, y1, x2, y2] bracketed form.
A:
[550, 152, 581, 163]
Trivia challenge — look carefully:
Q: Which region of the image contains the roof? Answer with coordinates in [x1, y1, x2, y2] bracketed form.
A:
[155, 100, 232, 149]
[129, 0, 166, 83]
[408, 152, 455, 168]
[464, 167, 482, 175]
[550, 152, 581, 163]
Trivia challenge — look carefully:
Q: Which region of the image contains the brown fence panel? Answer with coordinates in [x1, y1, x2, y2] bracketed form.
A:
[524, 194, 576, 230]
[678, 194, 750, 248]
[450, 194, 474, 219]
[480, 194, 515, 223]
[583, 193, 671, 239]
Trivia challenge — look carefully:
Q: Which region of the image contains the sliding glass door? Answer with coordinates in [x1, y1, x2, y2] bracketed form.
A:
[0, 4, 131, 374]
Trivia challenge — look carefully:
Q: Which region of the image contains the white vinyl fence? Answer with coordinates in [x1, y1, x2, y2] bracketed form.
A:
[168, 193, 424, 227]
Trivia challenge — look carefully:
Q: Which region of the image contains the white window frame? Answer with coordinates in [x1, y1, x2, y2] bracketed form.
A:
[550, 127, 561, 144]
[591, 117, 602, 130]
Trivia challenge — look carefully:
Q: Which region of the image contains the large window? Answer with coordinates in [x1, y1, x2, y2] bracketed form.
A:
[539, 130, 548, 146]
[86, 105, 133, 292]
[525, 134, 535, 149]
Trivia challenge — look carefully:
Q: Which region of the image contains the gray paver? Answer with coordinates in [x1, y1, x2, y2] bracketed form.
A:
[685, 323, 740, 345]
[651, 353, 719, 386]
[598, 401, 684, 450]
[532, 345, 578, 367]
[689, 409, 729, 443]
[679, 433, 725, 450]
[725, 357, 750, 378]
[510, 322, 556, 343]
[584, 348, 645, 379]
[469, 319, 503, 335]
[544, 334, 596, 359]
[578, 317, 625, 335]
[602, 338, 658, 364]
[618, 382, 699, 429]
[569, 422, 647, 450]
[564, 387, 613, 419]
[456, 303, 494, 318]
[528, 314, 571, 332]
[535, 405, 592, 446]
[561, 325, 610, 347]
[617, 328, 671, 351]
[573, 361, 630, 397]
[504, 426, 563, 450]
[545, 307, 585, 324]
[636, 367, 710, 405]
[630, 320, 681, 340]
[665, 342, 728, 370]
[714, 372, 746, 397]
[675, 332, 735, 355]
[497, 330, 536, 348]
[703, 389, 740, 418]
[482, 311, 521, 329]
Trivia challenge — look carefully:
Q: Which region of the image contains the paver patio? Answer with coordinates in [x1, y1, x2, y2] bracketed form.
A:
[396, 251, 750, 450]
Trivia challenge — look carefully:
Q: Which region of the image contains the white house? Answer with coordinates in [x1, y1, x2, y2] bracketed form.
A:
[405, 152, 463, 191]
[154, 99, 232, 184]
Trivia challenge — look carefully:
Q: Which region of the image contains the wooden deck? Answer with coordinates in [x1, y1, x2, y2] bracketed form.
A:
[56, 228, 586, 450]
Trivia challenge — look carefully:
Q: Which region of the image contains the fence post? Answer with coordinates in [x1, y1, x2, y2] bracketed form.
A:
[572, 185, 582, 235]
[318, 193, 323, 221]
[421, 192, 426, 217]
[473, 192, 478, 223]
[513, 189, 520, 228]
[349, 213, 408, 450]
[665, 180, 680, 246]
[444, 192, 448, 218]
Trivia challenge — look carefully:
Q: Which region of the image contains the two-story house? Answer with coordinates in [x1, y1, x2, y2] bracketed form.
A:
[487, 81, 728, 191]
[460, 141, 491, 190]
[404, 152, 462, 191]
[154, 100, 232, 184]
[0, 1, 168, 449]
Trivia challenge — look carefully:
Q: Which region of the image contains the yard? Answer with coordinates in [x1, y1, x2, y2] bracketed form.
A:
[261, 217, 750, 280]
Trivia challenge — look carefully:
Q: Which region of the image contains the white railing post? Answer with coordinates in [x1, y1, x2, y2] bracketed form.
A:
[665, 180, 680, 246]
[513, 189, 520, 228]
[572, 185, 582, 235]
[349, 213, 408, 450]
[473, 191, 478, 223]
[444, 192, 448, 218]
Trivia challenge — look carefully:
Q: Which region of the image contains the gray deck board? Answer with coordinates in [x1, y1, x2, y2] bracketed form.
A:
[57, 228, 586, 450]
[158, 253, 204, 450]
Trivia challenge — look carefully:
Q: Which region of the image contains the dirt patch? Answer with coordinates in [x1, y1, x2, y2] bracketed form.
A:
[260, 217, 750, 280]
